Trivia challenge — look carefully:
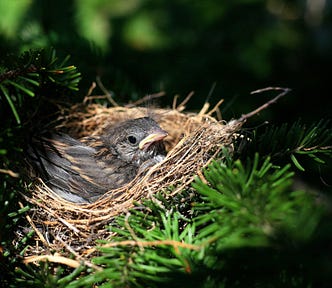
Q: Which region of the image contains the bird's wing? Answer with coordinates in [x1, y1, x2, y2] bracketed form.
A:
[28, 133, 135, 203]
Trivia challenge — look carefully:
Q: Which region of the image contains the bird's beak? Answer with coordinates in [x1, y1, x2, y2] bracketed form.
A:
[139, 131, 168, 150]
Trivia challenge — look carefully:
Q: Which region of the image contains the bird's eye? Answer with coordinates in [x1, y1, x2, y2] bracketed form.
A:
[127, 135, 137, 144]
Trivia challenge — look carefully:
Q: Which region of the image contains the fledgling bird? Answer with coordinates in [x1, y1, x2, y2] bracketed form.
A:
[27, 117, 168, 203]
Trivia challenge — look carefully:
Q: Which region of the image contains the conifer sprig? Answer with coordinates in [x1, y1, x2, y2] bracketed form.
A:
[192, 154, 321, 247]
[71, 199, 197, 287]
[0, 48, 81, 124]
[65, 153, 325, 287]
[239, 120, 332, 171]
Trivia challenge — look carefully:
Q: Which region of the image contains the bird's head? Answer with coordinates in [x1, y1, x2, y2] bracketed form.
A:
[108, 117, 168, 165]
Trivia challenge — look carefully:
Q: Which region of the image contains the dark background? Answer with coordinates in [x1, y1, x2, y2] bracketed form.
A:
[0, 0, 331, 123]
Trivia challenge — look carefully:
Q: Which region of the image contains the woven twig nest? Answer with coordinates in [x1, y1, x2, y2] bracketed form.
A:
[22, 98, 245, 264]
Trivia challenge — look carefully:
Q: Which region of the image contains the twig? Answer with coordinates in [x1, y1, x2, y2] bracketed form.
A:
[95, 76, 119, 107]
[86, 81, 96, 97]
[207, 98, 224, 117]
[19, 202, 49, 247]
[23, 255, 82, 268]
[0, 168, 19, 178]
[85, 239, 201, 256]
[176, 91, 195, 112]
[237, 87, 291, 122]
[126, 91, 166, 107]
[55, 234, 102, 271]
[198, 102, 210, 116]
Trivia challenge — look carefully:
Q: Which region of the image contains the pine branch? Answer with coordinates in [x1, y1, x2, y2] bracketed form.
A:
[0, 48, 82, 287]
[67, 199, 197, 287]
[0, 48, 81, 124]
[62, 153, 327, 287]
[238, 119, 332, 171]
[192, 154, 321, 245]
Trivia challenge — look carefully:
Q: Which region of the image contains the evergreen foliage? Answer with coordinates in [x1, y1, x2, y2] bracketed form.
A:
[0, 48, 81, 125]
[238, 120, 332, 171]
[59, 153, 330, 287]
[0, 49, 331, 287]
[0, 48, 80, 287]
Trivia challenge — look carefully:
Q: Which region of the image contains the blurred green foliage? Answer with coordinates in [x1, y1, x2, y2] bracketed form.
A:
[0, 0, 331, 121]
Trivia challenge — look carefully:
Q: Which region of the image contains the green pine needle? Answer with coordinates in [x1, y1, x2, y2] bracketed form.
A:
[0, 84, 21, 124]
[6, 79, 35, 97]
[17, 76, 40, 87]
[290, 154, 305, 171]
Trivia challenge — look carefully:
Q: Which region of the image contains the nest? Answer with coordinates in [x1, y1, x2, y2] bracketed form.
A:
[21, 96, 247, 267]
